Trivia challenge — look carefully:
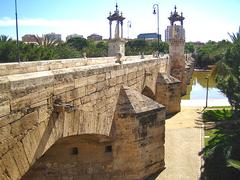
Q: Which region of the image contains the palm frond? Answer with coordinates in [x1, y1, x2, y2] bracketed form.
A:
[0, 35, 12, 42]
[227, 159, 240, 170]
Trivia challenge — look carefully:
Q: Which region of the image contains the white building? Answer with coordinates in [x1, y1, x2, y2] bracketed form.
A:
[44, 33, 62, 41]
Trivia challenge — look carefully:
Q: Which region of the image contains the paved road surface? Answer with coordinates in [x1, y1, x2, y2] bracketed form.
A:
[156, 107, 203, 180]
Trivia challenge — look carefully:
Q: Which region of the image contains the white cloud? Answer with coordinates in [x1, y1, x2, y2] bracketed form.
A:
[0, 17, 109, 40]
[0, 16, 237, 42]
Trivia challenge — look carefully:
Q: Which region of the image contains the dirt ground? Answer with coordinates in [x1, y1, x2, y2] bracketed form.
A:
[156, 107, 204, 180]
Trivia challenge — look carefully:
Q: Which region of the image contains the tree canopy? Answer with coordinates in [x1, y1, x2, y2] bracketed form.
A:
[212, 31, 240, 116]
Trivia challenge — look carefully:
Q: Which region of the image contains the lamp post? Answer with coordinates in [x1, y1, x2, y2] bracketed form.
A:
[127, 21, 132, 39]
[153, 4, 160, 54]
[15, 0, 20, 63]
[205, 76, 209, 108]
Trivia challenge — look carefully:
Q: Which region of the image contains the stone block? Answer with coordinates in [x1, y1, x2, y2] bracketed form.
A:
[22, 130, 38, 165]
[53, 83, 75, 96]
[86, 84, 97, 95]
[0, 100, 10, 118]
[2, 151, 21, 180]
[127, 72, 137, 81]
[87, 75, 98, 85]
[72, 87, 86, 99]
[74, 77, 87, 88]
[0, 77, 10, 94]
[0, 124, 11, 142]
[10, 142, 30, 176]
[97, 74, 106, 82]
[96, 81, 107, 91]
[38, 105, 49, 124]
[30, 100, 48, 109]
[8, 71, 54, 95]
[109, 77, 117, 87]
[11, 111, 38, 137]
[11, 88, 53, 111]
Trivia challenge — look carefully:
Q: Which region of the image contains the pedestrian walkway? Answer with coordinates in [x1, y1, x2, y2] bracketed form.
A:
[156, 107, 203, 180]
[181, 99, 230, 107]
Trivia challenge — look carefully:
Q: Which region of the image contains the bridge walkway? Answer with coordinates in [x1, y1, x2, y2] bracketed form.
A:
[156, 107, 203, 180]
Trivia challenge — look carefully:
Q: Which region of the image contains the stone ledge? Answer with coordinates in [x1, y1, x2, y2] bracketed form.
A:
[0, 56, 167, 76]
[0, 58, 167, 96]
[116, 86, 165, 117]
[156, 73, 181, 85]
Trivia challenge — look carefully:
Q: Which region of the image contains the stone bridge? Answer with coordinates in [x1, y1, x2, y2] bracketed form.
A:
[0, 54, 194, 180]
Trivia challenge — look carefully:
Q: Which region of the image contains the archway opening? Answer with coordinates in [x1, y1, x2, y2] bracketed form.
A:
[22, 134, 113, 180]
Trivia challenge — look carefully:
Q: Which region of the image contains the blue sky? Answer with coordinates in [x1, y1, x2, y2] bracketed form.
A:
[0, 0, 239, 42]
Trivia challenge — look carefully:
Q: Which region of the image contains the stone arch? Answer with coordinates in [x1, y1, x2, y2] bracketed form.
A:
[142, 86, 155, 100]
[21, 134, 113, 180]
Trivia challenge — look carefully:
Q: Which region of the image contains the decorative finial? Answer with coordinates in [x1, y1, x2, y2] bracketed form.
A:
[116, 3, 118, 11]
[174, 5, 177, 12]
[121, 12, 123, 16]
[181, 12, 183, 16]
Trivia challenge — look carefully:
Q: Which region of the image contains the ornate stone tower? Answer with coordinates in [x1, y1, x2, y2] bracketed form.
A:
[107, 4, 126, 57]
[166, 6, 186, 94]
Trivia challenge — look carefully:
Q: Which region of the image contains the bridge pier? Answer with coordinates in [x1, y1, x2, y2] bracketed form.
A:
[155, 73, 181, 115]
[20, 86, 166, 180]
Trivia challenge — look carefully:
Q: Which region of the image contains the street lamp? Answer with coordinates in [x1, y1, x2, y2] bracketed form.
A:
[153, 4, 160, 54]
[127, 21, 132, 39]
[205, 76, 209, 108]
[15, 0, 20, 63]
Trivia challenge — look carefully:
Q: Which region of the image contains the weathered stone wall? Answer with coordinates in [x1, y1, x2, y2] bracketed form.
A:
[108, 39, 126, 57]
[21, 87, 166, 180]
[0, 55, 159, 76]
[0, 56, 169, 180]
[22, 135, 114, 180]
[169, 39, 187, 95]
[155, 74, 181, 114]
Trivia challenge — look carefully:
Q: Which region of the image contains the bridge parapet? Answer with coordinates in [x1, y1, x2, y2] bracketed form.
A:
[0, 55, 167, 76]
[0, 56, 170, 179]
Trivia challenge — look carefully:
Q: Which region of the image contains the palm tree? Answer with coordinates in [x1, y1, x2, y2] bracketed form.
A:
[0, 35, 12, 42]
[211, 29, 240, 117]
[228, 26, 240, 43]
[33, 35, 59, 47]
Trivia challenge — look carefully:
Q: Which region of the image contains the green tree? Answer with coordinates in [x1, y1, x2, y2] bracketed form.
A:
[212, 31, 240, 117]
[0, 35, 12, 42]
[67, 37, 89, 51]
[0, 41, 18, 62]
[185, 42, 195, 53]
[33, 35, 59, 47]
[150, 41, 169, 53]
[53, 43, 81, 59]
[194, 40, 229, 68]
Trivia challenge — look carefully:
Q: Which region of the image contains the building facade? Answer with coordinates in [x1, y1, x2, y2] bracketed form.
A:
[22, 34, 38, 44]
[44, 33, 62, 41]
[137, 33, 161, 40]
[87, 34, 103, 41]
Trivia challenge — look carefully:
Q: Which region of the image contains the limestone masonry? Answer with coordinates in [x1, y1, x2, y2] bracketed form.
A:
[0, 53, 194, 179]
[0, 5, 195, 180]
